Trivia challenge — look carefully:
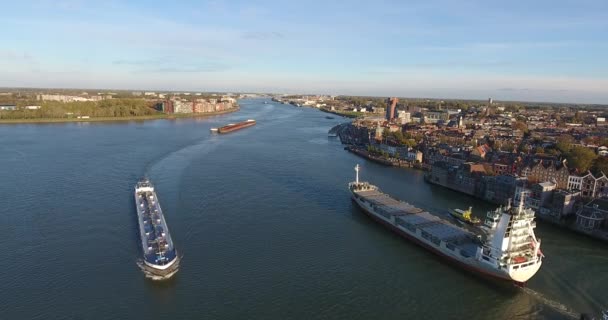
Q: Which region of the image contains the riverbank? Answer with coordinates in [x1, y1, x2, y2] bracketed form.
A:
[0, 107, 239, 124]
[345, 145, 427, 170]
[319, 107, 363, 118]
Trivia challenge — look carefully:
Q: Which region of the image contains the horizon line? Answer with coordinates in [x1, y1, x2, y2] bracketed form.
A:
[1, 85, 607, 107]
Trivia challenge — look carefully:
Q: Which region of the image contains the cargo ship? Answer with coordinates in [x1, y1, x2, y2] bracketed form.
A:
[448, 207, 481, 226]
[213, 119, 256, 134]
[134, 179, 179, 280]
[349, 165, 543, 285]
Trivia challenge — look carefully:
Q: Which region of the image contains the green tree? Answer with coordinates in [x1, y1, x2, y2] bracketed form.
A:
[405, 139, 417, 148]
[500, 141, 515, 152]
[567, 146, 597, 172]
[513, 121, 529, 134]
[556, 134, 574, 153]
[592, 157, 608, 175]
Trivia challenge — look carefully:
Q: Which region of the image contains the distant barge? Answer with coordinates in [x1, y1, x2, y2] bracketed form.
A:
[134, 179, 179, 280]
[212, 119, 256, 134]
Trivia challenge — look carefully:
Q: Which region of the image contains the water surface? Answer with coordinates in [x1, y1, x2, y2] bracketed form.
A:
[1, 99, 605, 319]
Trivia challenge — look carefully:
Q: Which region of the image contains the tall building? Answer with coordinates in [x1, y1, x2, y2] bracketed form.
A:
[385, 97, 398, 121]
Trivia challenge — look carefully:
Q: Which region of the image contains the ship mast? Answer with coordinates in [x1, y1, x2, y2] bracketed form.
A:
[355, 164, 360, 184]
[518, 191, 525, 214]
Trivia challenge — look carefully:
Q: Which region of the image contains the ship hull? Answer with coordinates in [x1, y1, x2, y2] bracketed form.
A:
[218, 120, 256, 133]
[351, 194, 527, 286]
[140, 255, 180, 280]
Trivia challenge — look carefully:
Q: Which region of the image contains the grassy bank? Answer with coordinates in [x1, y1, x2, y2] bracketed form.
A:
[0, 107, 239, 124]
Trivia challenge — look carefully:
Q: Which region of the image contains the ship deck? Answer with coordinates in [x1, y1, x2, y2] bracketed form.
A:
[355, 188, 479, 257]
[136, 190, 177, 266]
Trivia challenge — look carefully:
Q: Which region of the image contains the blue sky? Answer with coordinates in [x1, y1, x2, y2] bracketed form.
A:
[1, 0, 607, 103]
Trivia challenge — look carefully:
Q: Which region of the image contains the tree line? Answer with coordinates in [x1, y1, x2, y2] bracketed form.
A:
[0, 99, 160, 119]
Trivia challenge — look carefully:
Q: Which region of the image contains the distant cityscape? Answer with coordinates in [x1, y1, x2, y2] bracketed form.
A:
[273, 94, 608, 243]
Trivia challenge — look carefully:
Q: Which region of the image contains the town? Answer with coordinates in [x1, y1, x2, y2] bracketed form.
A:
[275, 94, 608, 243]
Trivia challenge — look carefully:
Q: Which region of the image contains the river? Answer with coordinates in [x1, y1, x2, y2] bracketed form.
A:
[0, 98, 606, 319]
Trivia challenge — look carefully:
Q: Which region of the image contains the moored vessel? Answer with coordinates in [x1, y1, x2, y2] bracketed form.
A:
[448, 207, 481, 226]
[217, 119, 256, 133]
[349, 164, 543, 285]
[134, 179, 180, 280]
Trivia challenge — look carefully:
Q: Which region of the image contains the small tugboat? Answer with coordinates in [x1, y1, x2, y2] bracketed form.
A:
[448, 207, 481, 226]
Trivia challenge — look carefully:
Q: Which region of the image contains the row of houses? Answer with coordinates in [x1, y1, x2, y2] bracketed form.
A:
[155, 98, 236, 114]
[514, 183, 608, 241]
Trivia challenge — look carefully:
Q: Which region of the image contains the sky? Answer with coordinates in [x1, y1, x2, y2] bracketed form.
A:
[1, 0, 607, 103]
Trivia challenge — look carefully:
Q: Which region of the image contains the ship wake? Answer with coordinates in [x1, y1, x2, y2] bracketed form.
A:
[522, 287, 579, 319]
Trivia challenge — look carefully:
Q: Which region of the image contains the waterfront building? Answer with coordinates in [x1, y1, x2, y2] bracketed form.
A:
[527, 182, 557, 211]
[172, 100, 193, 113]
[520, 159, 569, 189]
[568, 174, 584, 191]
[580, 171, 608, 198]
[576, 198, 608, 231]
[406, 149, 423, 163]
[548, 190, 580, 218]
[426, 161, 488, 196]
[480, 175, 525, 205]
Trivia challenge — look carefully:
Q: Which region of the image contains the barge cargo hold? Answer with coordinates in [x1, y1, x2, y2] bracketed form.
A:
[134, 179, 180, 280]
[349, 164, 543, 285]
[216, 119, 256, 134]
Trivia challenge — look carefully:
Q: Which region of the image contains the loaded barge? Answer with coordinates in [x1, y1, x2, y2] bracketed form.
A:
[134, 179, 179, 280]
[211, 119, 256, 134]
[349, 165, 543, 285]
